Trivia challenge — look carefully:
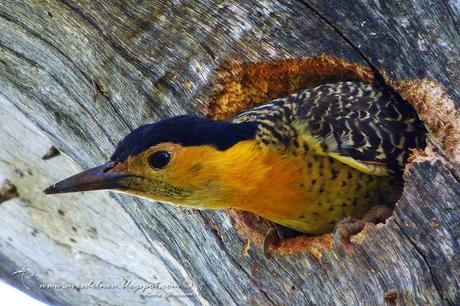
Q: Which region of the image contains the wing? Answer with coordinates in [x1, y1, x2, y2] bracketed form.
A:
[232, 82, 427, 176]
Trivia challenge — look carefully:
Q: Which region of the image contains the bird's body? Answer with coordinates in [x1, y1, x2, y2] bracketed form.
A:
[220, 81, 424, 233]
[45, 81, 426, 235]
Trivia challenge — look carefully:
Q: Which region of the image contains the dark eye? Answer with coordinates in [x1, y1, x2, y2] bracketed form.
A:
[148, 151, 171, 170]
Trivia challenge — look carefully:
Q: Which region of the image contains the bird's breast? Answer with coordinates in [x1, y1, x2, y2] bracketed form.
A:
[222, 142, 397, 234]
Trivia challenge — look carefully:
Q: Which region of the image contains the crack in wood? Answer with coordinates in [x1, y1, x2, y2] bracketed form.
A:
[197, 211, 278, 305]
[393, 218, 450, 305]
[443, 0, 460, 35]
[94, 83, 134, 132]
[0, 180, 19, 204]
[42, 146, 60, 160]
[295, 0, 386, 83]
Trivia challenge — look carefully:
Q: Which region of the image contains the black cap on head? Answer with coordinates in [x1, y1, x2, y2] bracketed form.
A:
[110, 115, 258, 162]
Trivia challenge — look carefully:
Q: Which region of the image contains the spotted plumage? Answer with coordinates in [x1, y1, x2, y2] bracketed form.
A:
[224, 81, 427, 232]
[45, 81, 427, 235]
[232, 81, 426, 176]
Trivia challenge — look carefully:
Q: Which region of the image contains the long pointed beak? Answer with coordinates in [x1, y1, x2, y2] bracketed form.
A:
[43, 162, 131, 194]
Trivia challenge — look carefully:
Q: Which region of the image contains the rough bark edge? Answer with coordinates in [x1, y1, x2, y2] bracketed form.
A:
[208, 55, 459, 257]
[388, 79, 460, 162]
[208, 54, 375, 120]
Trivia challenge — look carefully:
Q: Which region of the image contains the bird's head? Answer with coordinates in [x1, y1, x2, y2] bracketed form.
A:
[44, 115, 264, 208]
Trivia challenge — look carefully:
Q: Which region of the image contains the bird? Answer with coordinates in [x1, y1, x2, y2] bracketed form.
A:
[44, 81, 426, 248]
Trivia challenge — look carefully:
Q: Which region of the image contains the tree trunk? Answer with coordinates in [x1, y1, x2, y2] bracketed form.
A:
[0, 1, 459, 305]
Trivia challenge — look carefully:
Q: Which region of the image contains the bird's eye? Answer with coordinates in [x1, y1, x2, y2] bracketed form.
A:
[148, 151, 171, 170]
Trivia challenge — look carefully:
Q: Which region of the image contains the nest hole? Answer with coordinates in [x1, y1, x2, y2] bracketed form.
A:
[207, 55, 460, 258]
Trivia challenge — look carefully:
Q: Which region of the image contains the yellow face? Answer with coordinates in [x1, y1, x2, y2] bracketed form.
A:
[107, 140, 305, 210]
[109, 142, 230, 208]
[44, 139, 308, 215]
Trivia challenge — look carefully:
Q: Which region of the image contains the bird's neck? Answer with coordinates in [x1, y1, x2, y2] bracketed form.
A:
[187, 141, 310, 214]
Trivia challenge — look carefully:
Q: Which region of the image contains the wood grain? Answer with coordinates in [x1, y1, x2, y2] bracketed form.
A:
[0, 0, 459, 305]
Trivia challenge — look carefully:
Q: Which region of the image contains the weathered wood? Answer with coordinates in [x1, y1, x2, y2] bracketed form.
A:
[0, 0, 459, 305]
[0, 98, 193, 305]
[305, 0, 460, 104]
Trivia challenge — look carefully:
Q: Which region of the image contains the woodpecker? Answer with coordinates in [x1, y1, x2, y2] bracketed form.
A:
[44, 82, 426, 237]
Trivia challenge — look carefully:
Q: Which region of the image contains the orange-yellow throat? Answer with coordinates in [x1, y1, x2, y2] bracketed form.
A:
[134, 140, 399, 234]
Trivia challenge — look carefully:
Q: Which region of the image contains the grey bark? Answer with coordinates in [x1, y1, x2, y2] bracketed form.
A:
[0, 0, 459, 305]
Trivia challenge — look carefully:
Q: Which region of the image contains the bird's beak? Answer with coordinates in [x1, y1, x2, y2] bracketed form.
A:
[43, 161, 131, 194]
